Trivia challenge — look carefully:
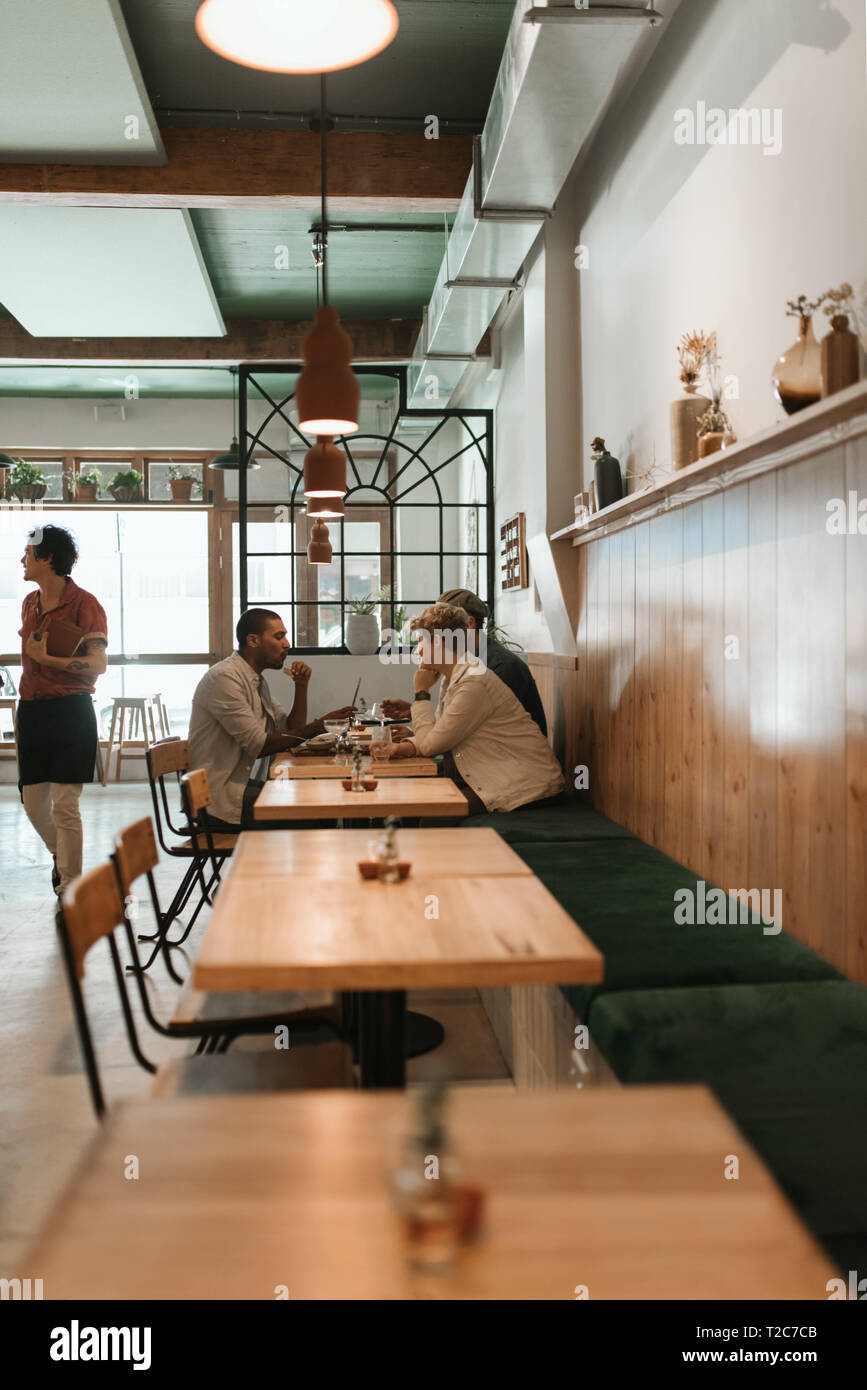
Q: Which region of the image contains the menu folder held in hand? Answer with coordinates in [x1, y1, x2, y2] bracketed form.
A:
[37, 615, 86, 659]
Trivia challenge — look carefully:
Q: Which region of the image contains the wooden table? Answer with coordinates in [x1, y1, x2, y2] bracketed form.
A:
[226, 827, 535, 880]
[28, 1087, 838, 1300]
[270, 751, 438, 779]
[253, 775, 469, 823]
[195, 848, 602, 1086]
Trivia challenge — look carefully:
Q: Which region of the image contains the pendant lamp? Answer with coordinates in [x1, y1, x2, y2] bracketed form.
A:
[296, 74, 359, 442]
[0, 452, 15, 467]
[307, 518, 333, 564]
[209, 367, 260, 471]
[195, 0, 399, 75]
[303, 436, 345, 498]
[306, 494, 345, 518]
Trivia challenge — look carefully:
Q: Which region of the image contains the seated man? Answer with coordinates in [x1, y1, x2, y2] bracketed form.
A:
[388, 603, 564, 815]
[189, 608, 353, 830]
[381, 588, 547, 737]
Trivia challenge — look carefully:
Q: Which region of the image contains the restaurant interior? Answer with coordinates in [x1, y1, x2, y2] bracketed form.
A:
[1, 0, 866, 1321]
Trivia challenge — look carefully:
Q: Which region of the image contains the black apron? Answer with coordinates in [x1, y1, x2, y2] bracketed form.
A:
[17, 694, 98, 788]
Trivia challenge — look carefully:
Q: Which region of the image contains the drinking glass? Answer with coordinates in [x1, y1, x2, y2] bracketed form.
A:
[370, 725, 392, 761]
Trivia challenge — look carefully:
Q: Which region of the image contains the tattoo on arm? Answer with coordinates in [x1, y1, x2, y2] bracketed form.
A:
[67, 660, 92, 672]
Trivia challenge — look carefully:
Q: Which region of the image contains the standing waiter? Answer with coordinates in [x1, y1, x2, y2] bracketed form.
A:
[17, 524, 108, 896]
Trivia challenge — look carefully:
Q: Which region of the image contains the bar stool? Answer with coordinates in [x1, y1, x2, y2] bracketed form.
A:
[102, 695, 170, 785]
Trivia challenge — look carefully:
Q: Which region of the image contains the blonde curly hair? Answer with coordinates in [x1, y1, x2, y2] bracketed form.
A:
[409, 602, 470, 636]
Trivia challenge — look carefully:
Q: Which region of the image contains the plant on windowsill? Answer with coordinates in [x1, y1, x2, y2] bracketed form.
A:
[375, 584, 409, 645]
[64, 468, 102, 502]
[167, 464, 202, 503]
[108, 468, 143, 503]
[345, 594, 380, 655]
[8, 458, 47, 502]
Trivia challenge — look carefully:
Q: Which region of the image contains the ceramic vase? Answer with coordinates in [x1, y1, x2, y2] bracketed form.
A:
[821, 314, 860, 398]
[670, 388, 710, 470]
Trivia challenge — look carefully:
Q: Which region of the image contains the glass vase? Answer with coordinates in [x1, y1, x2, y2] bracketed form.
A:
[772, 315, 822, 415]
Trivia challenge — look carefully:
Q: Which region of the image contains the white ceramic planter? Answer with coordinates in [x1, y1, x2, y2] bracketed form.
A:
[345, 612, 380, 654]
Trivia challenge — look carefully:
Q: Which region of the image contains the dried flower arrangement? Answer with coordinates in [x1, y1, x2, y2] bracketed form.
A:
[697, 401, 730, 437]
[821, 282, 855, 323]
[785, 293, 825, 320]
[676, 329, 717, 391]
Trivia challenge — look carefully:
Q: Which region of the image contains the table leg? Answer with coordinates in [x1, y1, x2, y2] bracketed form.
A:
[358, 990, 407, 1088]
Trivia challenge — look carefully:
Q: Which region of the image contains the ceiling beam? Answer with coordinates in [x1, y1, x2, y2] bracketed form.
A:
[0, 128, 470, 212]
[0, 316, 421, 364]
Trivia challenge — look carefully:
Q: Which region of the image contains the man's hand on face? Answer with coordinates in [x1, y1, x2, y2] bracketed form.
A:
[389, 740, 417, 759]
[288, 661, 312, 684]
[413, 667, 440, 694]
[380, 698, 411, 720]
[389, 724, 414, 742]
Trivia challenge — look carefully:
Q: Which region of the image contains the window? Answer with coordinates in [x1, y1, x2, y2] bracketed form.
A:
[233, 366, 493, 651]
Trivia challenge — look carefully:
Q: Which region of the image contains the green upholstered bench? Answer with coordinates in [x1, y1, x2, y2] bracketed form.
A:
[586, 980, 867, 1273]
[504, 838, 841, 1019]
[463, 793, 635, 844]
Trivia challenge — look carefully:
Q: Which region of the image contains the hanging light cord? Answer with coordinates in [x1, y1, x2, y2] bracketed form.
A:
[320, 73, 328, 307]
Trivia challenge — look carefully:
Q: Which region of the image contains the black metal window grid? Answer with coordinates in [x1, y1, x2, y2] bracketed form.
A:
[237, 364, 495, 653]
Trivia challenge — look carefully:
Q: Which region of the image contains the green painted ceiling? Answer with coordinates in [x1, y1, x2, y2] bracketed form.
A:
[0, 366, 400, 399]
[190, 209, 452, 320]
[119, 0, 514, 130]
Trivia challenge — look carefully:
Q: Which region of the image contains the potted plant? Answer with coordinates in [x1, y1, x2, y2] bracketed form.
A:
[9, 458, 47, 502]
[108, 468, 143, 503]
[345, 594, 380, 655]
[167, 465, 202, 503]
[375, 584, 408, 644]
[64, 467, 102, 502]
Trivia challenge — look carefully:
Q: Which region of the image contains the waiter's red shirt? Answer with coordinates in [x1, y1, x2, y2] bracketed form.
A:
[19, 579, 108, 699]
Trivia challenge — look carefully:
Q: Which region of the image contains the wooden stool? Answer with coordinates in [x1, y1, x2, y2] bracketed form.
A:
[0, 696, 17, 762]
[102, 695, 167, 785]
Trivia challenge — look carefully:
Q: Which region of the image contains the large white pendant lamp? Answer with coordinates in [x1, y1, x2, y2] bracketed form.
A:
[195, 0, 398, 74]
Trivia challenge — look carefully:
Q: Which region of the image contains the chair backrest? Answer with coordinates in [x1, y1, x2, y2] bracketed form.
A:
[146, 737, 191, 851]
[61, 862, 125, 981]
[181, 768, 211, 819]
[114, 817, 160, 895]
[57, 863, 157, 1119]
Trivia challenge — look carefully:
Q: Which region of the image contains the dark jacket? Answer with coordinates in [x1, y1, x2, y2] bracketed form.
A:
[483, 637, 547, 736]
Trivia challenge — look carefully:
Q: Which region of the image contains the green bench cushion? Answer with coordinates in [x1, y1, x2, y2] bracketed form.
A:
[463, 794, 634, 844]
[586, 980, 867, 1271]
[505, 838, 841, 1018]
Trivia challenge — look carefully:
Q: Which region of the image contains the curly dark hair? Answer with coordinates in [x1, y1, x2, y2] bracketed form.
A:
[28, 524, 79, 578]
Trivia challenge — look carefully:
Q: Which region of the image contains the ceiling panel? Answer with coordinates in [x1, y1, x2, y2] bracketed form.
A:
[191, 209, 451, 319]
[0, 0, 164, 163]
[0, 207, 225, 337]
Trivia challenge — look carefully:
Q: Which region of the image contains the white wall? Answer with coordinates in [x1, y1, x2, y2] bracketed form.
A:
[576, 0, 867, 487]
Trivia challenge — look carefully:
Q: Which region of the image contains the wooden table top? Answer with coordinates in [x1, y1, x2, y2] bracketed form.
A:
[193, 870, 603, 991]
[27, 1086, 838, 1301]
[270, 751, 438, 779]
[254, 775, 469, 821]
[226, 827, 535, 881]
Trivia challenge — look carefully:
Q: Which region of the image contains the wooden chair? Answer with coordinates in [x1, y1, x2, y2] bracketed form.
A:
[57, 861, 353, 1120]
[113, 815, 340, 1050]
[141, 738, 234, 977]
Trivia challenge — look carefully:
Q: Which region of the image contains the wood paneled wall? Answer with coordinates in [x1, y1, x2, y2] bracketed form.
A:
[574, 437, 867, 983]
[527, 652, 579, 776]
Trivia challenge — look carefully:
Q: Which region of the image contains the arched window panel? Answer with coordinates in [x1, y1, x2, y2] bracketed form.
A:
[236, 365, 493, 652]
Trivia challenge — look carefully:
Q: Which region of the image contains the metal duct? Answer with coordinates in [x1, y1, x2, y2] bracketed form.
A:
[408, 2, 663, 407]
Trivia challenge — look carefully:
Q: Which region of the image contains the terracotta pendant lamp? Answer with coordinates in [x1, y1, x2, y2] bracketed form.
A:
[306, 518, 333, 565]
[195, 0, 398, 75]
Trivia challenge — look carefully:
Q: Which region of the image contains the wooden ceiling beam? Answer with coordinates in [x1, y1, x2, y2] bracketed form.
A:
[0, 128, 469, 211]
[0, 317, 422, 363]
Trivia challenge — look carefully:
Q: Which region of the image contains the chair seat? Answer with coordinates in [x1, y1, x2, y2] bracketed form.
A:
[179, 834, 238, 851]
[150, 1042, 354, 1096]
[171, 983, 339, 1030]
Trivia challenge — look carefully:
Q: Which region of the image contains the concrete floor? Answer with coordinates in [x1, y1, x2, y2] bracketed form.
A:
[0, 785, 511, 1272]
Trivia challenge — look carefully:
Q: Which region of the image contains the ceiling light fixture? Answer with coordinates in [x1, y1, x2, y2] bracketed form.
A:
[306, 518, 333, 564]
[209, 366, 259, 470]
[195, 0, 399, 75]
[306, 494, 345, 518]
[296, 76, 360, 439]
[303, 437, 345, 497]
